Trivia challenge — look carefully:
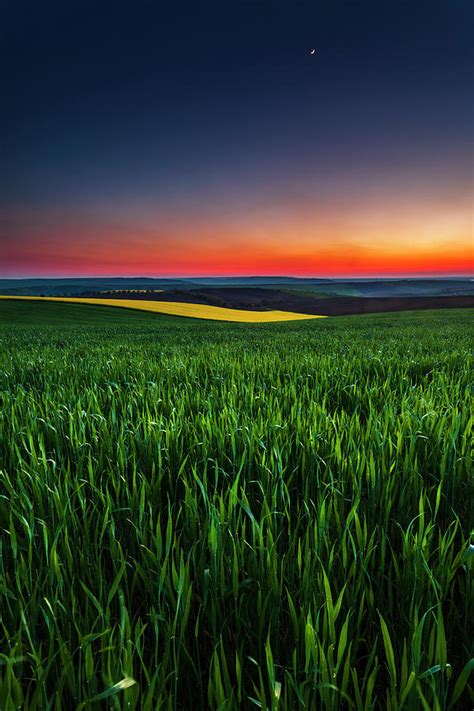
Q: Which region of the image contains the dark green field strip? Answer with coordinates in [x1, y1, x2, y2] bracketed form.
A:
[0, 298, 188, 326]
[0, 304, 472, 709]
[1, 296, 473, 330]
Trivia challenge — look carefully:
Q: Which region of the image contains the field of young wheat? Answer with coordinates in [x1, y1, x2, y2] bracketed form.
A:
[0, 300, 472, 710]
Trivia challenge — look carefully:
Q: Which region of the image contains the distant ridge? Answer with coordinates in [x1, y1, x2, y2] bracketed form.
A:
[0, 277, 472, 298]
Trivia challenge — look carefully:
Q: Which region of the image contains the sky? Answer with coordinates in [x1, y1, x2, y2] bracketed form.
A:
[1, 0, 472, 278]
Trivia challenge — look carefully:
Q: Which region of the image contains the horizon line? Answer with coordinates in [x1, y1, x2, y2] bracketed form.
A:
[0, 274, 472, 281]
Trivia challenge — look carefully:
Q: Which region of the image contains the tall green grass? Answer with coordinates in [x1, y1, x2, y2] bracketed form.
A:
[0, 302, 473, 709]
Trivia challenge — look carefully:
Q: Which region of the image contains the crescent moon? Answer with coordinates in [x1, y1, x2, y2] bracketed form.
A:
[310, 48, 316, 55]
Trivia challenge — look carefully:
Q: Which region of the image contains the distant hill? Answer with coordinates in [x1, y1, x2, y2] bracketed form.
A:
[0, 276, 472, 298]
[0, 278, 191, 296]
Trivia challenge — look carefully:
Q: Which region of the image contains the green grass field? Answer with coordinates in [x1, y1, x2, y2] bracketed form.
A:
[0, 300, 472, 709]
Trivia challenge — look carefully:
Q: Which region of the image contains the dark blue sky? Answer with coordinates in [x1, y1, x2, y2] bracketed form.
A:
[1, 0, 472, 276]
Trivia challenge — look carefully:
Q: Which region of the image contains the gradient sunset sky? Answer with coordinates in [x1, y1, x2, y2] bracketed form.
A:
[1, 0, 472, 278]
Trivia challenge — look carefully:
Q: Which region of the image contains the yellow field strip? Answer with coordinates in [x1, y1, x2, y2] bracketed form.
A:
[0, 296, 326, 323]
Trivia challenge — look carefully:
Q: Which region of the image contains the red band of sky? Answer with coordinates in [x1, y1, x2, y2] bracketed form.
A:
[2, 196, 472, 277]
[3, 236, 472, 278]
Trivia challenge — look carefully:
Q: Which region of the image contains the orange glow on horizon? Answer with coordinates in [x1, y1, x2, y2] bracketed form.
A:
[2, 194, 473, 278]
[3, 242, 471, 278]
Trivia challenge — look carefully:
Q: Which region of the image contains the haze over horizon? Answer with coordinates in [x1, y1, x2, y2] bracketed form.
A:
[1, 0, 473, 278]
